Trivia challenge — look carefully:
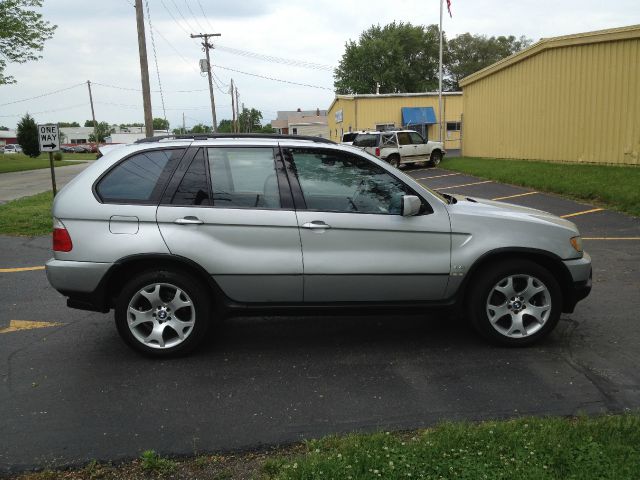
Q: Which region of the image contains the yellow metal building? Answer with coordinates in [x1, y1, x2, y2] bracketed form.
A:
[327, 92, 463, 150]
[460, 25, 640, 165]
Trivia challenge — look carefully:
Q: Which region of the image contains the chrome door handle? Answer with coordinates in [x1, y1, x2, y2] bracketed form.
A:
[302, 221, 331, 230]
[174, 216, 204, 225]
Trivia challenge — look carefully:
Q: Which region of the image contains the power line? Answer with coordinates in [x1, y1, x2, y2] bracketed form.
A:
[152, 26, 199, 72]
[0, 102, 88, 117]
[0, 82, 85, 107]
[144, 0, 167, 122]
[213, 64, 333, 91]
[183, 0, 207, 33]
[215, 44, 334, 71]
[196, 0, 215, 32]
[91, 81, 207, 93]
[169, 0, 199, 34]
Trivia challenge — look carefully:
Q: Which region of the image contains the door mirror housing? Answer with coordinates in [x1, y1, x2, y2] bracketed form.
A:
[401, 195, 421, 217]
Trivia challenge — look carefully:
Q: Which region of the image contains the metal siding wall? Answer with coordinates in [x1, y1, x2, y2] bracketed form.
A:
[462, 37, 640, 164]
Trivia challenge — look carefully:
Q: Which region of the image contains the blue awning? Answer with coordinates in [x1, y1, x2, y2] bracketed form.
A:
[401, 107, 437, 126]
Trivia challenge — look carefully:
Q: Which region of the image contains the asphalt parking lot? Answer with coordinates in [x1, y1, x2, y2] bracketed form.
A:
[1, 167, 639, 474]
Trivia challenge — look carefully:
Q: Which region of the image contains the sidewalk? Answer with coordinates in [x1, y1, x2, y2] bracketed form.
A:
[0, 162, 93, 203]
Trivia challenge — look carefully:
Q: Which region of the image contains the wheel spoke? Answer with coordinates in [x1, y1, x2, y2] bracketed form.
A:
[128, 306, 153, 327]
[139, 284, 162, 305]
[169, 288, 192, 310]
[522, 277, 545, 301]
[144, 323, 166, 347]
[167, 319, 194, 340]
[526, 304, 550, 323]
[494, 276, 516, 298]
[487, 303, 510, 323]
[507, 313, 527, 337]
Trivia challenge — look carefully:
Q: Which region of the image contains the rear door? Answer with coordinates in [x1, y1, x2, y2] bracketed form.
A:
[283, 147, 451, 303]
[156, 146, 303, 303]
[396, 132, 416, 163]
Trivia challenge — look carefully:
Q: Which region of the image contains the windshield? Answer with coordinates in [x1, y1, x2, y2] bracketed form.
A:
[341, 133, 358, 143]
[352, 134, 379, 147]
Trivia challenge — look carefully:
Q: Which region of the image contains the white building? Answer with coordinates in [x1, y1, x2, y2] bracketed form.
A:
[270, 108, 329, 138]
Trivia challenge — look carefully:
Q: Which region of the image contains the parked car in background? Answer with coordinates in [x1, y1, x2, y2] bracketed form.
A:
[353, 130, 445, 167]
[2, 144, 20, 154]
[340, 131, 367, 145]
[45, 133, 591, 357]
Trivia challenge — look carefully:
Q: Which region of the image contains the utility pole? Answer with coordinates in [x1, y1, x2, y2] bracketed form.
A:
[230, 78, 236, 134]
[438, 0, 444, 143]
[135, 0, 154, 138]
[86, 80, 98, 145]
[241, 102, 245, 133]
[182, 112, 186, 134]
[191, 33, 221, 132]
[235, 87, 240, 133]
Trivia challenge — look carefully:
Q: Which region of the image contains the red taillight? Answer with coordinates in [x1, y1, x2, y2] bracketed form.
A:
[375, 147, 380, 156]
[52, 218, 73, 252]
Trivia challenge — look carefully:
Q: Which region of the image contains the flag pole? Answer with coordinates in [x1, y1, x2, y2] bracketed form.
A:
[438, 0, 444, 143]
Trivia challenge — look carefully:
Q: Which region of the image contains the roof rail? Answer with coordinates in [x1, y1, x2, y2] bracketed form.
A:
[134, 133, 335, 144]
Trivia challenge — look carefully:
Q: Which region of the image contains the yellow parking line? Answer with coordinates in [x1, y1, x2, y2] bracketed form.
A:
[583, 237, 640, 241]
[492, 191, 539, 201]
[561, 208, 604, 218]
[437, 180, 493, 190]
[416, 173, 461, 180]
[0, 320, 63, 334]
[0, 266, 45, 273]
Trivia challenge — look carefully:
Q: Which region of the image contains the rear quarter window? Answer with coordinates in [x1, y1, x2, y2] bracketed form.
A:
[96, 148, 184, 204]
[352, 134, 379, 147]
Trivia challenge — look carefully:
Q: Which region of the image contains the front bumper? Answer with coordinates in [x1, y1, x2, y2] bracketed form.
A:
[562, 251, 592, 313]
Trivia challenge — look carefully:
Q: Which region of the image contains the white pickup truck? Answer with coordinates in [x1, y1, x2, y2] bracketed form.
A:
[352, 130, 445, 167]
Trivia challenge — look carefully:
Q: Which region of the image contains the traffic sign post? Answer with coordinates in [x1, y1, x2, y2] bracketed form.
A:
[38, 124, 60, 196]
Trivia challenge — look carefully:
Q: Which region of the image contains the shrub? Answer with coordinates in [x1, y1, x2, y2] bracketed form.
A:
[53, 151, 62, 161]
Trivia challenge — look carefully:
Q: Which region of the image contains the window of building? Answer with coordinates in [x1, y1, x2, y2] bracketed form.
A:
[292, 127, 298, 135]
[446, 121, 461, 132]
[375, 123, 395, 131]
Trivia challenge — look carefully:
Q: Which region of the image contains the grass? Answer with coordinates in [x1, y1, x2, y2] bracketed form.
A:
[440, 157, 640, 217]
[0, 191, 53, 236]
[10, 414, 640, 480]
[0, 153, 92, 174]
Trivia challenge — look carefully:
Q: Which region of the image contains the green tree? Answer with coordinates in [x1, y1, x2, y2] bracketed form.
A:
[16, 113, 39, 157]
[84, 120, 95, 127]
[238, 107, 263, 133]
[0, 126, 9, 131]
[0, 0, 56, 84]
[152, 117, 170, 130]
[190, 124, 212, 134]
[217, 119, 233, 133]
[259, 123, 274, 134]
[334, 22, 441, 94]
[445, 33, 532, 89]
[57, 121, 80, 127]
[88, 121, 114, 143]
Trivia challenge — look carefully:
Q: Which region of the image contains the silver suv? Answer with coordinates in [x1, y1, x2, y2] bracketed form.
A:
[46, 134, 591, 356]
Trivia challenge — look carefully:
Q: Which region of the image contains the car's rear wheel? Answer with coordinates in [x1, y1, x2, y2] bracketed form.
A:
[467, 260, 562, 346]
[115, 269, 210, 357]
[388, 154, 400, 168]
[429, 150, 442, 167]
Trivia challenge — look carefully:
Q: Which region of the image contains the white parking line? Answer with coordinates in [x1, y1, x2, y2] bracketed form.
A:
[437, 180, 493, 190]
[416, 173, 461, 180]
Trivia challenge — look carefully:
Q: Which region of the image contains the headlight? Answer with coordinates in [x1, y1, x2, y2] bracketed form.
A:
[570, 236, 583, 253]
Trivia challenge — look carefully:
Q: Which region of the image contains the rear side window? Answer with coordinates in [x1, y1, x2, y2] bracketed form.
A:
[207, 147, 281, 209]
[352, 134, 379, 147]
[97, 149, 183, 204]
[171, 149, 211, 206]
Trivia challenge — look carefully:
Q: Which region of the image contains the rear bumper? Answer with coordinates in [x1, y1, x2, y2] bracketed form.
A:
[45, 258, 112, 313]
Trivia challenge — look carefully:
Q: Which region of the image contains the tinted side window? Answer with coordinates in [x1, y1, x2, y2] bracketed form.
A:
[97, 149, 183, 204]
[207, 147, 281, 209]
[171, 149, 211, 206]
[290, 149, 414, 215]
[409, 132, 424, 144]
[397, 132, 411, 145]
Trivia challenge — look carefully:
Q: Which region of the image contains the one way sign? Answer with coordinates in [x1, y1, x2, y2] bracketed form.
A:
[38, 124, 60, 152]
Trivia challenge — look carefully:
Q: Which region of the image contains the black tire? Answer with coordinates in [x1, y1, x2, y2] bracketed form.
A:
[115, 269, 211, 357]
[387, 154, 400, 168]
[429, 150, 442, 167]
[467, 259, 562, 347]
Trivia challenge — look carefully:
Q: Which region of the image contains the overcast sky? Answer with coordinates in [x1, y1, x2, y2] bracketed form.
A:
[1, 0, 639, 130]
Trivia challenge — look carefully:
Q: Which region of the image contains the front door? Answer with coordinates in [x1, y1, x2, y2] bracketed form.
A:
[157, 147, 303, 303]
[284, 147, 451, 303]
[409, 131, 429, 161]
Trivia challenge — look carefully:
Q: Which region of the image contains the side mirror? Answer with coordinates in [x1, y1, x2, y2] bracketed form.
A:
[401, 195, 421, 217]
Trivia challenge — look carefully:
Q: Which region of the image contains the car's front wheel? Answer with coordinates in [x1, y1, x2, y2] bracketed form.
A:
[467, 260, 562, 346]
[387, 154, 400, 168]
[115, 269, 211, 356]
